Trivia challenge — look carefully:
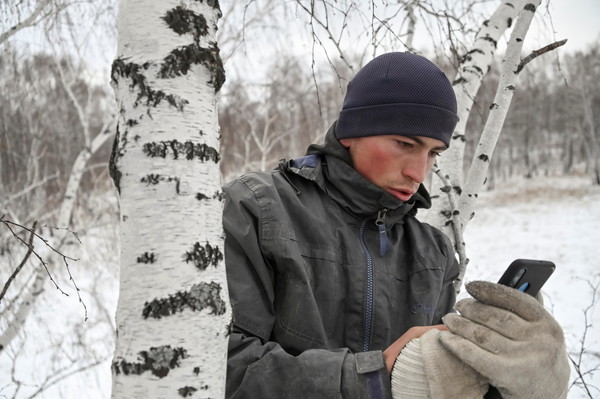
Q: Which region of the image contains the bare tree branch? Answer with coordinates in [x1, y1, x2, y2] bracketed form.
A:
[0, 220, 37, 303]
[0, 216, 86, 319]
[0, 0, 67, 45]
[516, 39, 568, 73]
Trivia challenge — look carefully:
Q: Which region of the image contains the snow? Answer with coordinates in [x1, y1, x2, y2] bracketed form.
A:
[1, 175, 598, 398]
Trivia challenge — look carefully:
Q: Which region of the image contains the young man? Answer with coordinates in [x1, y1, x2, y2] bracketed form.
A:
[223, 52, 570, 398]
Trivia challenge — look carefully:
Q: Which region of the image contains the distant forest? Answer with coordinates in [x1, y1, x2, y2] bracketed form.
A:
[2, 43, 599, 228]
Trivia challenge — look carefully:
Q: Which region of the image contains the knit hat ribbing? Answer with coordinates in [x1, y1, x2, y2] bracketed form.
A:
[335, 52, 458, 147]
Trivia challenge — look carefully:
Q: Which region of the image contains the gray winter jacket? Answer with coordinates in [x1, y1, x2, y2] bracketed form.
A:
[223, 124, 459, 398]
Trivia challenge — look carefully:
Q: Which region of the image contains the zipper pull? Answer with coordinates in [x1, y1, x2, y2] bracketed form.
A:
[376, 208, 389, 256]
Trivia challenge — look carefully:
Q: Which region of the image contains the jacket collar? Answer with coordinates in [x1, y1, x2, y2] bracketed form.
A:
[287, 122, 432, 221]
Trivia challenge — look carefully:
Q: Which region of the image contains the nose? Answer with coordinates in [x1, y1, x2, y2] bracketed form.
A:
[402, 152, 431, 184]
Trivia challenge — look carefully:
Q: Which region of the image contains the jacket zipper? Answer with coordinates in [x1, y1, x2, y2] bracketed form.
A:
[359, 218, 374, 352]
[359, 208, 390, 352]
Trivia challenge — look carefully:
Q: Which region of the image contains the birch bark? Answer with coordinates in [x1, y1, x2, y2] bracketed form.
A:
[110, 0, 230, 397]
[423, 0, 546, 291]
[459, 0, 542, 230]
[423, 0, 528, 230]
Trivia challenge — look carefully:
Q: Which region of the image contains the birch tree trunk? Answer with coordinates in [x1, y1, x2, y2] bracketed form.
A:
[423, 0, 528, 230]
[109, 0, 230, 397]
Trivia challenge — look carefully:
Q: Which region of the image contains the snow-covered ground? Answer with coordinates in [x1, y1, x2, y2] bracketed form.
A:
[1, 175, 598, 398]
[462, 175, 600, 398]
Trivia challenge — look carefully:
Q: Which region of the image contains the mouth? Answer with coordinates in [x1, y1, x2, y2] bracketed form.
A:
[389, 188, 415, 202]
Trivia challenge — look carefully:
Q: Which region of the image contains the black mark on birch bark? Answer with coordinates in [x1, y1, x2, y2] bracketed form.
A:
[143, 281, 227, 318]
[440, 185, 462, 195]
[490, 102, 499, 110]
[478, 154, 490, 162]
[524, 3, 536, 12]
[452, 134, 466, 143]
[178, 386, 198, 397]
[109, 126, 124, 194]
[143, 140, 220, 162]
[160, 43, 226, 93]
[196, 191, 223, 201]
[141, 174, 182, 194]
[137, 252, 156, 264]
[161, 5, 226, 92]
[112, 346, 187, 378]
[481, 36, 498, 48]
[460, 48, 485, 64]
[163, 6, 208, 37]
[462, 65, 484, 80]
[204, 0, 221, 9]
[507, 17, 513, 28]
[141, 174, 161, 185]
[111, 58, 188, 111]
[185, 242, 223, 270]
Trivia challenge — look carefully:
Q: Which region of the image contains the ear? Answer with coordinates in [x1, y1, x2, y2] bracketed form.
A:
[339, 138, 352, 148]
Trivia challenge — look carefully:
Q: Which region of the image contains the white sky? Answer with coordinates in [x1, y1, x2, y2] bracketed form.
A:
[546, 0, 600, 51]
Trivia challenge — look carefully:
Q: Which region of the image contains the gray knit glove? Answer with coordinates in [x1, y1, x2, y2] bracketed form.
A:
[391, 331, 489, 399]
[440, 281, 570, 399]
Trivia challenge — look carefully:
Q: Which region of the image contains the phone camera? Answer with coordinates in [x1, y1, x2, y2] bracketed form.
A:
[508, 268, 527, 287]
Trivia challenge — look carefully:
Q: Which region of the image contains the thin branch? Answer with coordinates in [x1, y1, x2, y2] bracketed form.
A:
[0, 221, 38, 303]
[516, 39, 568, 74]
[0, 215, 87, 319]
[568, 277, 600, 398]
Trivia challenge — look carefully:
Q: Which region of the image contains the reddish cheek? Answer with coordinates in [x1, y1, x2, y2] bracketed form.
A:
[355, 146, 396, 183]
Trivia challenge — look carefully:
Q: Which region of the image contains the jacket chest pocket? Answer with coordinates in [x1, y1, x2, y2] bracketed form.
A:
[270, 239, 344, 350]
[378, 259, 446, 334]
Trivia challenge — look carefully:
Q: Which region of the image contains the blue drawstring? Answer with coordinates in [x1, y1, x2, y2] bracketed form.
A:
[376, 209, 389, 256]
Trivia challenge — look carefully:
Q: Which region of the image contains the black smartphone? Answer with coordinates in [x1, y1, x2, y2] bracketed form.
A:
[497, 259, 556, 297]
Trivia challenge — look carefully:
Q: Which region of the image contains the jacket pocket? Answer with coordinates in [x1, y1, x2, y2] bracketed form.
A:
[380, 257, 447, 333]
[271, 239, 343, 350]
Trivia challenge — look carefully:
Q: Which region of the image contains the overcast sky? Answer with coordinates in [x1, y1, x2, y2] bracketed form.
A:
[550, 0, 599, 51]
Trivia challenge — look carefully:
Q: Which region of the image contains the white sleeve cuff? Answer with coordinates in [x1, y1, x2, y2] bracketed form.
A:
[390, 338, 431, 398]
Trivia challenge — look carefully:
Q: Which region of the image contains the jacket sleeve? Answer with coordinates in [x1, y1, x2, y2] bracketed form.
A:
[223, 177, 391, 399]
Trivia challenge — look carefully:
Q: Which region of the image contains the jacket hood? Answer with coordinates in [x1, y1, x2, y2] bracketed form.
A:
[303, 121, 432, 218]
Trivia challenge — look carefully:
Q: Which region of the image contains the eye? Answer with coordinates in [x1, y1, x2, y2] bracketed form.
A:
[396, 139, 414, 148]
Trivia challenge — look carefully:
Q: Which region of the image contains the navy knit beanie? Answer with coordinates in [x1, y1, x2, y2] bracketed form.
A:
[335, 52, 458, 147]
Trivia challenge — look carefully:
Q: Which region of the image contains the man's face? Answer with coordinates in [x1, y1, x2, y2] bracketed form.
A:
[340, 135, 447, 202]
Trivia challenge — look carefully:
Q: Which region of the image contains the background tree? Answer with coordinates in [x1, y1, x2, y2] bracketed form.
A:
[109, 0, 230, 397]
[0, 0, 119, 397]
